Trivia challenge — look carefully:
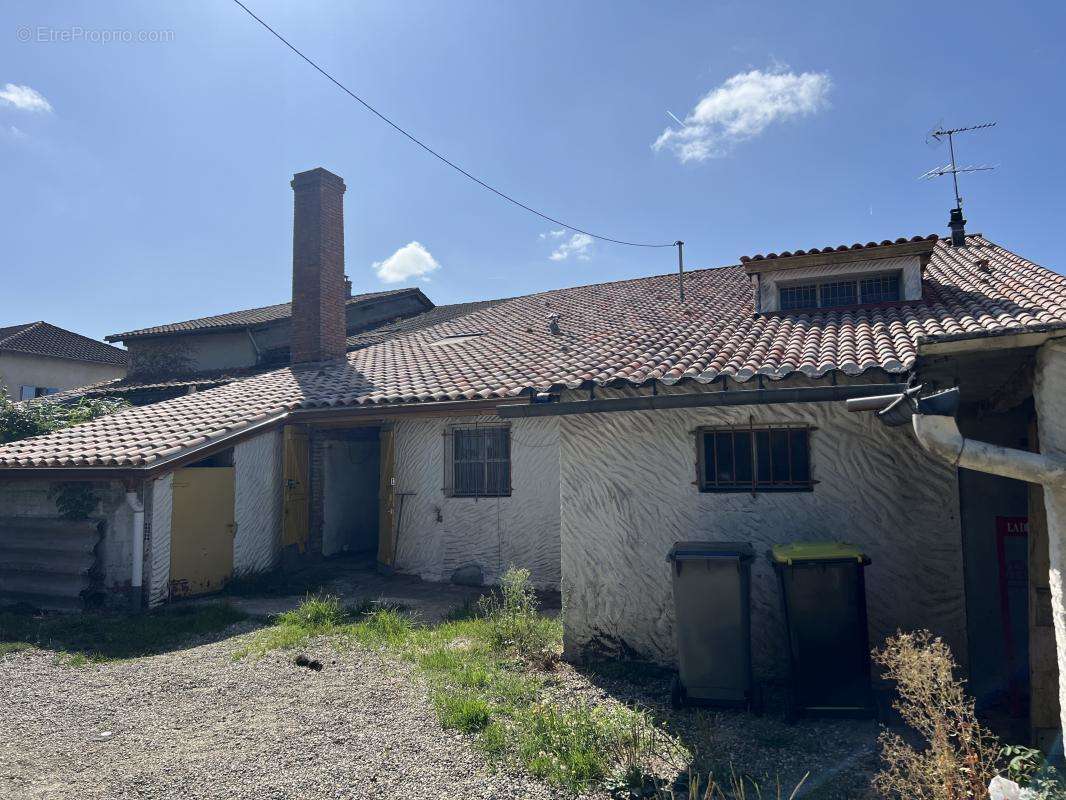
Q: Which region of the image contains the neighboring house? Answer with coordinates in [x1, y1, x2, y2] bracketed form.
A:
[2, 167, 1066, 747]
[57, 286, 502, 407]
[0, 321, 127, 401]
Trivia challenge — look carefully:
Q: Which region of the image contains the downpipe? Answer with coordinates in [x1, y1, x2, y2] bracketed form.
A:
[911, 414, 1066, 488]
[125, 490, 144, 612]
[847, 386, 1066, 488]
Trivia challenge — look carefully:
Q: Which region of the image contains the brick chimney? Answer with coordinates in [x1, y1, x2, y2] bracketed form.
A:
[290, 167, 347, 364]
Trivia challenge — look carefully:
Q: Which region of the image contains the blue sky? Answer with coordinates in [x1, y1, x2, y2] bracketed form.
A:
[3, 1, 1064, 342]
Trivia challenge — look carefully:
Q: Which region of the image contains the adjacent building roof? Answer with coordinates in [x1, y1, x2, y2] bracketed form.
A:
[2, 234, 1064, 470]
[105, 287, 429, 341]
[0, 322, 128, 367]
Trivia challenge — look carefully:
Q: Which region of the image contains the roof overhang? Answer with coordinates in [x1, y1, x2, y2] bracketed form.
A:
[917, 325, 1066, 357]
[742, 238, 937, 276]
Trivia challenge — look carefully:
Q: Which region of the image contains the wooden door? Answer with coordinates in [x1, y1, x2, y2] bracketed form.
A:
[282, 425, 310, 552]
[170, 467, 235, 597]
[377, 427, 396, 567]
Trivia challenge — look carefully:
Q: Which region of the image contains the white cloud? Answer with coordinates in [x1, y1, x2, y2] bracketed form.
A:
[373, 241, 440, 283]
[549, 233, 593, 262]
[539, 229, 566, 240]
[3, 125, 26, 140]
[653, 68, 830, 163]
[0, 84, 52, 113]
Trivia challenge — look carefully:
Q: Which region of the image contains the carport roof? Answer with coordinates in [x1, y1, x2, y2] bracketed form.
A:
[1, 234, 1064, 471]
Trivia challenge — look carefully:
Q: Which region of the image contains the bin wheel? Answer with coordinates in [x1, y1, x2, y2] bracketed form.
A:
[670, 675, 686, 709]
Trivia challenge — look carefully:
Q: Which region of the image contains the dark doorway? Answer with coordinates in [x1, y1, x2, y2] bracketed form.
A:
[958, 405, 1032, 739]
[322, 428, 381, 557]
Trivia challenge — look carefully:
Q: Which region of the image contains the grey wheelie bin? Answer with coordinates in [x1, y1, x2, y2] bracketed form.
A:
[770, 542, 875, 720]
[667, 541, 756, 710]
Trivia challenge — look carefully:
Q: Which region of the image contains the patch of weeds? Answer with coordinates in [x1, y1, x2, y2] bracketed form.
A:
[234, 594, 350, 659]
[0, 641, 32, 657]
[0, 602, 247, 662]
[477, 567, 562, 661]
[434, 688, 493, 732]
[510, 700, 636, 790]
[479, 720, 508, 759]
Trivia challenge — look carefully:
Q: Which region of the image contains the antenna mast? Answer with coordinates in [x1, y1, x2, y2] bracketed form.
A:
[919, 121, 997, 246]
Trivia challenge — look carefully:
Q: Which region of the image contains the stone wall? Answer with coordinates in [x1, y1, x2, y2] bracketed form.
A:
[558, 399, 967, 679]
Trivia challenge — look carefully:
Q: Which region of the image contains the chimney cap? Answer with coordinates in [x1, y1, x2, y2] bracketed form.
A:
[291, 167, 346, 192]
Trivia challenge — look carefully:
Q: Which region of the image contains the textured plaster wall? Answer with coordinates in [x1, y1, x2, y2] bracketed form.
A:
[233, 430, 283, 575]
[147, 473, 172, 607]
[558, 400, 967, 679]
[391, 415, 560, 589]
[0, 479, 132, 591]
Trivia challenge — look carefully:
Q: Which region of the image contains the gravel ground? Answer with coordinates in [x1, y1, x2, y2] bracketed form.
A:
[0, 624, 592, 800]
[0, 619, 881, 800]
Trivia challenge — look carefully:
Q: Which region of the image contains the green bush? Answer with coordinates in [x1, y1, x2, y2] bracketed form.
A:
[276, 594, 347, 630]
[0, 390, 127, 445]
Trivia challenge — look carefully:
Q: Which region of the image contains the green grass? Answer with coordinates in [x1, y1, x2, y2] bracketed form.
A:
[0, 602, 248, 663]
[235, 569, 683, 793]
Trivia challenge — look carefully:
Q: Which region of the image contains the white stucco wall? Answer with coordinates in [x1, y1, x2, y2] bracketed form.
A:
[391, 415, 561, 589]
[558, 400, 967, 679]
[147, 473, 172, 607]
[0, 352, 126, 398]
[233, 430, 283, 575]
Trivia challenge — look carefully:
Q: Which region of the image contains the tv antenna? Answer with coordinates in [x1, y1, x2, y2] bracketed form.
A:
[919, 122, 997, 212]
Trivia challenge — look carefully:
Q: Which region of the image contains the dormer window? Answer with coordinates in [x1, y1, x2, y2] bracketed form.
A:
[740, 236, 936, 315]
[779, 272, 901, 311]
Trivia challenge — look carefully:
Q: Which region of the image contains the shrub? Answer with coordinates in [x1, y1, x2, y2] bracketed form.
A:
[477, 566, 561, 660]
[0, 391, 127, 445]
[1001, 744, 1066, 799]
[873, 630, 1000, 800]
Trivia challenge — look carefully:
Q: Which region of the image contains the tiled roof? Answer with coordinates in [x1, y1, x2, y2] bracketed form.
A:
[0, 322, 128, 367]
[740, 235, 938, 263]
[346, 300, 507, 350]
[105, 288, 426, 341]
[2, 235, 1064, 470]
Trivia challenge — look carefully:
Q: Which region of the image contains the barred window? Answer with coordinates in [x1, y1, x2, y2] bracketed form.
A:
[778, 271, 901, 311]
[779, 284, 817, 311]
[818, 280, 857, 308]
[698, 426, 812, 492]
[449, 427, 511, 497]
[859, 273, 901, 303]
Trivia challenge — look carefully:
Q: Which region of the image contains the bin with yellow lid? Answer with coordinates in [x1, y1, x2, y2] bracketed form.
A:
[770, 541, 874, 720]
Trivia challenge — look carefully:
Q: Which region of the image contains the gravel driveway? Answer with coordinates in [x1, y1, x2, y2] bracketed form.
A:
[0, 624, 587, 800]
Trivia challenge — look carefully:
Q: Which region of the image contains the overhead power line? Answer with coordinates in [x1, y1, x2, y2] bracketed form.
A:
[231, 0, 676, 249]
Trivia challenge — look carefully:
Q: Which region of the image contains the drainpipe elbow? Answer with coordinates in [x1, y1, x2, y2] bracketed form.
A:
[911, 414, 965, 466]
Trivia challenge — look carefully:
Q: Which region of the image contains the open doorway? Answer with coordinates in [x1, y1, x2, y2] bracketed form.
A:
[322, 428, 381, 558]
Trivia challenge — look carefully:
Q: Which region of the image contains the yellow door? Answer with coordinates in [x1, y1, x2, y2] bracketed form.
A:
[377, 427, 396, 567]
[282, 425, 310, 552]
[170, 466, 235, 597]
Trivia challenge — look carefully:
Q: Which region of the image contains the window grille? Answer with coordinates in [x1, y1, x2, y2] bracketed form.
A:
[779, 284, 817, 311]
[697, 426, 812, 493]
[818, 280, 857, 308]
[859, 273, 901, 304]
[778, 271, 902, 311]
[444, 426, 511, 497]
